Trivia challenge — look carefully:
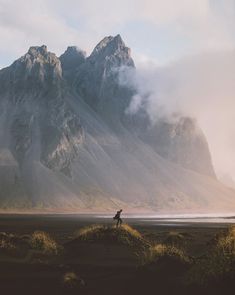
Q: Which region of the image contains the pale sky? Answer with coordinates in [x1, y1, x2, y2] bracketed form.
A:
[0, 0, 235, 67]
[0, 0, 235, 180]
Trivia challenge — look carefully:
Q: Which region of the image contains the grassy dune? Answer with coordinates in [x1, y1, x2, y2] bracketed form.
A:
[74, 224, 149, 248]
[1, 223, 235, 294]
[0, 230, 60, 261]
[188, 226, 235, 285]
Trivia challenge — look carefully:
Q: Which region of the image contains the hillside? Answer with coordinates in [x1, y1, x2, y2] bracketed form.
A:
[0, 35, 234, 212]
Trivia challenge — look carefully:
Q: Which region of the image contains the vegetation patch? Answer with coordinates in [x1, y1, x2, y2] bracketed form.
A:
[62, 271, 85, 290]
[164, 231, 191, 246]
[143, 243, 191, 266]
[0, 232, 31, 257]
[30, 231, 60, 255]
[0, 232, 16, 255]
[136, 242, 192, 293]
[188, 226, 235, 285]
[73, 224, 149, 250]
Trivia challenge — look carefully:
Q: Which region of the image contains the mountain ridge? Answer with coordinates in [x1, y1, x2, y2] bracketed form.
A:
[0, 34, 233, 213]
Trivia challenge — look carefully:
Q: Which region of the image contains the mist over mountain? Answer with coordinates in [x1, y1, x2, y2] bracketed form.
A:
[0, 35, 234, 213]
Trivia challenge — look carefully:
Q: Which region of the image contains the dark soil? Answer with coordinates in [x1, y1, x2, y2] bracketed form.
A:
[0, 214, 234, 295]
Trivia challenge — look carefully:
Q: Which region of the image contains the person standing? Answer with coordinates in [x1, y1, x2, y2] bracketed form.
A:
[113, 209, 123, 227]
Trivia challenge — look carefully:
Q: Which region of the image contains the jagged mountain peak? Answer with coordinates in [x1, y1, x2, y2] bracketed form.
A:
[23, 45, 61, 68]
[0, 45, 63, 89]
[73, 34, 135, 113]
[91, 35, 124, 55]
[21, 45, 62, 79]
[89, 34, 134, 67]
[27, 45, 48, 57]
[60, 46, 86, 78]
[0, 45, 83, 180]
[62, 46, 86, 57]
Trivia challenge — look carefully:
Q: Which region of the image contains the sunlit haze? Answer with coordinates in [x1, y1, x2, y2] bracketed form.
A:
[0, 0, 235, 180]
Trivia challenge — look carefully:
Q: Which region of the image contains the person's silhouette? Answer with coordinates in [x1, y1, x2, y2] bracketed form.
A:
[113, 209, 123, 227]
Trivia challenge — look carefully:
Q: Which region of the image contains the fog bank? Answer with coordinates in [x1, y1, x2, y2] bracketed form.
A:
[120, 49, 235, 179]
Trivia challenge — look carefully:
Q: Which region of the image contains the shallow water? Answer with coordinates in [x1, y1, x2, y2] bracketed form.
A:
[1, 213, 235, 230]
[95, 214, 235, 227]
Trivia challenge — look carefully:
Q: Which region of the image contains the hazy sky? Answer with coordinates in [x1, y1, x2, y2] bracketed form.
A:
[0, 0, 235, 67]
[0, 0, 235, 179]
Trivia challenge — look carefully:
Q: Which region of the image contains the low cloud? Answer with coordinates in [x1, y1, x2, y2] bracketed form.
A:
[0, 0, 235, 179]
[119, 49, 235, 179]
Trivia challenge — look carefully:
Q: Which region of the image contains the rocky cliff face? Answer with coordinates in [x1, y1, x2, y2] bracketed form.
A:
[136, 117, 216, 178]
[0, 45, 62, 96]
[0, 35, 232, 212]
[0, 46, 83, 186]
[60, 46, 86, 81]
[73, 35, 135, 119]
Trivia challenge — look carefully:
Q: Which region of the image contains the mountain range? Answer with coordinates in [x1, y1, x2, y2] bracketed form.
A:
[0, 34, 234, 213]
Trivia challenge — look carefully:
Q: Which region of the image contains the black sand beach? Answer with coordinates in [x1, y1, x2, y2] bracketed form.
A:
[0, 214, 234, 295]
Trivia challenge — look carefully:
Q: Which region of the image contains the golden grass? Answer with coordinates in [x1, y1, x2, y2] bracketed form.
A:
[121, 224, 142, 239]
[188, 225, 235, 285]
[74, 224, 149, 249]
[63, 272, 84, 289]
[143, 243, 190, 265]
[0, 238, 15, 251]
[76, 224, 104, 240]
[217, 226, 235, 256]
[30, 231, 59, 255]
[0, 232, 17, 255]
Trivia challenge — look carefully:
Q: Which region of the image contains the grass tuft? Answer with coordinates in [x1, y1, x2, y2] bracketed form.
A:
[74, 224, 149, 249]
[30, 231, 59, 255]
[0, 232, 17, 255]
[188, 225, 235, 285]
[76, 224, 104, 241]
[0, 238, 16, 251]
[63, 272, 85, 289]
[143, 243, 190, 265]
